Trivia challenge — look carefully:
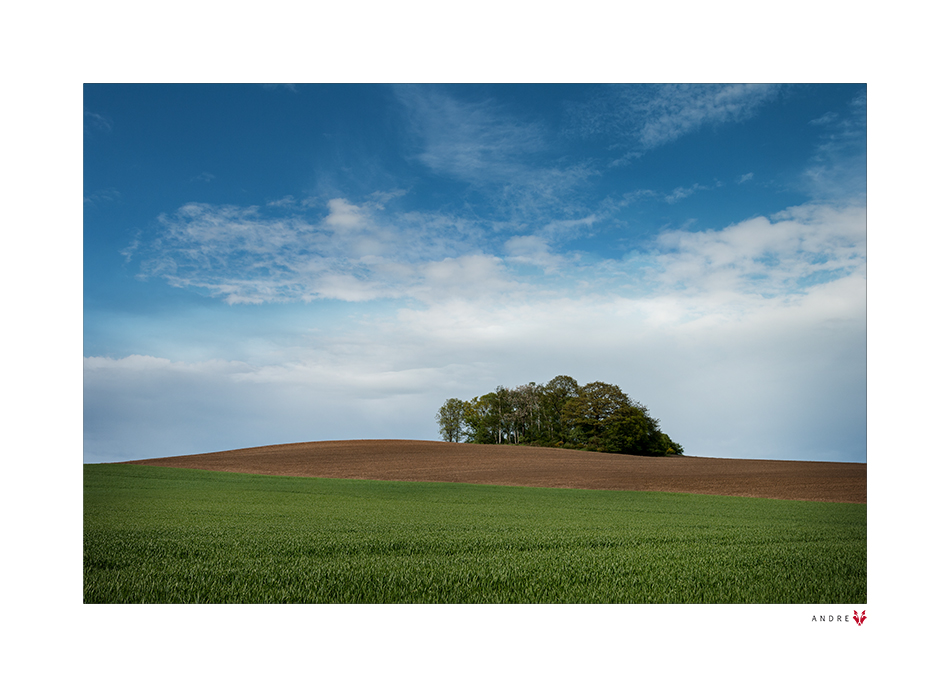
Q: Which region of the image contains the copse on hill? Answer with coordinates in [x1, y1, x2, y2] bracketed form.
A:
[436, 375, 684, 456]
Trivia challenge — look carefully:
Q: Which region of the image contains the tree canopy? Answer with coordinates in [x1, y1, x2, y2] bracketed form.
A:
[436, 376, 684, 456]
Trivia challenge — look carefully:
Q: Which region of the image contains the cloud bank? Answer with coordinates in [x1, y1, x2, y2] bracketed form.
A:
[97, 197, 865, 463]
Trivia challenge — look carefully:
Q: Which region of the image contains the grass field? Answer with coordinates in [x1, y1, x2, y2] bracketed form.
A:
[84, 464, 866, 604]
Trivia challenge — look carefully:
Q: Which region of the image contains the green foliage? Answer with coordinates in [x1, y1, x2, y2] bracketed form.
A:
[603, 404, 656, 454]
[442, 375, 684, 456]
[85, 465, 866, 604]
[462, 393, 499, 444]
[562, 381, 631, 444]
[540, 375, 579, 443]
[436, 398, 466, 442]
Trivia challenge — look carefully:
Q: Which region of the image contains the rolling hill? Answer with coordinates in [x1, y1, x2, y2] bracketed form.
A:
[125, 440, 866, 503]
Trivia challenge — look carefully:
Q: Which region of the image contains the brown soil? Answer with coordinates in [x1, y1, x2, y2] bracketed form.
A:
[125, 440, 866, 503]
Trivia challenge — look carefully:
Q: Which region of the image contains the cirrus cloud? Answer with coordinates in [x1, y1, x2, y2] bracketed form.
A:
[566, 83, 781, 152]
[130, 197, 515, 304]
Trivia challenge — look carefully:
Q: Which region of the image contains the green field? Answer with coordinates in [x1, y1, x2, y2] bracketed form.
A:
[84, 464, 866, 604]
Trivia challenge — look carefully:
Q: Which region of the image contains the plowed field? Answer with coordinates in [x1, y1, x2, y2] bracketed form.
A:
[126, 440, 866, 503]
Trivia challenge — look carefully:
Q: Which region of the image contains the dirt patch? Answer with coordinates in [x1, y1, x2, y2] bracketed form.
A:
[124, 440, 866, 503]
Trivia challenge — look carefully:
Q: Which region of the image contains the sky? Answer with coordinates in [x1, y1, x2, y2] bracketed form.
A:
[83, 83, 867, 463]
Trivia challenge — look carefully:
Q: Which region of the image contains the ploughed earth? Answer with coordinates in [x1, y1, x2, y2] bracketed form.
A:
[126, 440, 866, 504]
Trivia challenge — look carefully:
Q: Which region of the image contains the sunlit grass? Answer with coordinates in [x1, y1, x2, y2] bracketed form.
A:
[84, 464, 866, 604]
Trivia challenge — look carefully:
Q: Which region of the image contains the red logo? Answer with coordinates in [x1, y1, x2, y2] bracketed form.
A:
[853, 610, 866, 626]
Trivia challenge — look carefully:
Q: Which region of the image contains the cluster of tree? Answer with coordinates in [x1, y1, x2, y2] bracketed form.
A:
[436, 375, 684, 456]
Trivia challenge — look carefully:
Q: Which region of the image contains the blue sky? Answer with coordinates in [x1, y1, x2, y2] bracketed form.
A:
[84, 83, 867, 463]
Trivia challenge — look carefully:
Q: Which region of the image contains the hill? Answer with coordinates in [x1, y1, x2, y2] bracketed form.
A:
[124, 440, 866, 503]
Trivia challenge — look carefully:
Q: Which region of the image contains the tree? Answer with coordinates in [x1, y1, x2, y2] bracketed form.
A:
[655, 433, 685, 456]
[540, 375, 578, 443]
[561, 381, 632, 446]
[436, 398, 467, 442]
[509, 382, 542, 444]
[493, 385, 515, 444]
[463, 393, 498, 444]
[437, 375, 684, 456]
[603, 404, 657, 454]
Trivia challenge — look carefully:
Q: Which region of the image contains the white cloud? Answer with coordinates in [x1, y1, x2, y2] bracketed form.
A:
[809, 112, 839, 126]
[267, 196, 297, 208]
[410, 254, 516, 303]
[396, 85, 547, 183]
[646, 203, 866, 301]
[638, 84, 779, 148]
[504, 235, 564, 271]
[663, 183, 718, 204]
[325, 198, 367, 232]
[802, 89, 867, 201]
[621, 182, 720, 207]
[311, 273, 383, 302]
[129, 196, 524, 305]
[537, 214, 599, 240]
[130, 193, 865, 318]
[568, 84, 781, 150]
[607, 150, 643, 168]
